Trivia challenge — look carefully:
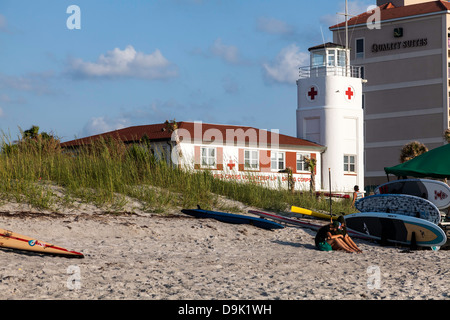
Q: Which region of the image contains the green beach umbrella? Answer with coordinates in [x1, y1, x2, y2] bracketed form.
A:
[385, 143, 450, 179]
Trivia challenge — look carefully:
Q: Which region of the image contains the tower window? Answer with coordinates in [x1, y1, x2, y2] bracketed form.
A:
[344, 154, 356, 173]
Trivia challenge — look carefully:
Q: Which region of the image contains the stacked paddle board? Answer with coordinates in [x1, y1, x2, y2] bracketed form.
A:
[349, 178, 450, 247]
[355, 194, 441, 225]
[374, 178, 450, 210]
[344, 212, 447, 247]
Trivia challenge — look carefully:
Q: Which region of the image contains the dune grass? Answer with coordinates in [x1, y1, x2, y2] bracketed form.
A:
[0, 134, 356, 216]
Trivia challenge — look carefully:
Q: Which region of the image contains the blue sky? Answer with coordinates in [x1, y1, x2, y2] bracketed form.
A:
[0, 0, 374, 142]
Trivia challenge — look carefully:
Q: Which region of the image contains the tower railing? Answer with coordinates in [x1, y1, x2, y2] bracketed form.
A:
[299, 65, 361, 79]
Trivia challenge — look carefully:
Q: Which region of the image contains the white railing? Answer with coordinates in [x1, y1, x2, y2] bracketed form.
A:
[299, 65, 362, 79]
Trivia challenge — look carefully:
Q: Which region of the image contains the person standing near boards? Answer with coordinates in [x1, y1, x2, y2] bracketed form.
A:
[352, 185, 364, 207]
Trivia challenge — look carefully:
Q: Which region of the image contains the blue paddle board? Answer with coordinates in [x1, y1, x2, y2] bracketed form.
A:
[181, 208, 284, 230]
[375, 179, 450, 210]
[344, 212, 447, 247]
[355, 194, 441, 225]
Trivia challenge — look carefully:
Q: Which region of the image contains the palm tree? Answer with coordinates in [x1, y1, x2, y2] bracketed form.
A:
[304, 156, 317, 192]
[399, 141, 428, 163]
[444, 129, 450, 143]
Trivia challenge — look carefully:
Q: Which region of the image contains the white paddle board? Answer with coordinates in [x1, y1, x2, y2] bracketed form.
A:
[374, 179, 450, 209]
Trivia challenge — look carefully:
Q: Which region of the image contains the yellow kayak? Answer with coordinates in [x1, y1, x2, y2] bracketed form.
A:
[290, 206, 339, 221]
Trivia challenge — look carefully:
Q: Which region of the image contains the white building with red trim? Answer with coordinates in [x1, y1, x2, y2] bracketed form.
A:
[61, 121, 326, 191]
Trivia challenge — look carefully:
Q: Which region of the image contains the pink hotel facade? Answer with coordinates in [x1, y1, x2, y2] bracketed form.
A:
[330, 0, 450, 187]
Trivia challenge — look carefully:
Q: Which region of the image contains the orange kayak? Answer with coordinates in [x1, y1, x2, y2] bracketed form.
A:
[0, 228, 84, 258]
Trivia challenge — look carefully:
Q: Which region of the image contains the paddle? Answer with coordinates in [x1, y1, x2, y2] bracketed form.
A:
[329, 168, 332, 223]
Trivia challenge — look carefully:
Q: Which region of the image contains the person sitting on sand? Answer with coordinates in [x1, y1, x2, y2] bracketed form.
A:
[336, 216, 363, 253]
[315, 221, 358, 253]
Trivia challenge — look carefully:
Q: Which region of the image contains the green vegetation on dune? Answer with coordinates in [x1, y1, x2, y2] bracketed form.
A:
[0, 127, 356, 216]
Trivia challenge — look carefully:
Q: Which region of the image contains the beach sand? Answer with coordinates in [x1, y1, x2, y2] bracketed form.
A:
[0, 202, 448, 300]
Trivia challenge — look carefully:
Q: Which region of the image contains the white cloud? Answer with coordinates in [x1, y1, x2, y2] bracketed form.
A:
[81, 116, 129, 137]
[80, 100, 185, 137]
[256, 17, 295, 36]
[210, 38, 242, 65]
[262, 44, 309, 84]
[68, 45, 178, 80]
[320, 0, 374, 27]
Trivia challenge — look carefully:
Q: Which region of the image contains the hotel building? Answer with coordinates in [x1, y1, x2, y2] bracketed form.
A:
[330, 0, 450, 187]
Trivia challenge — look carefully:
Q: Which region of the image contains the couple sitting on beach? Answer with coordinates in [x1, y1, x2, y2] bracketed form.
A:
[315, 216, 362, 253]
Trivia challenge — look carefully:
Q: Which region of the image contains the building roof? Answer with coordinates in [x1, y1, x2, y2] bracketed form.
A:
[308, 42, 346, 51]
[329, 1, 450, 30]
[60, 121, 325, 150]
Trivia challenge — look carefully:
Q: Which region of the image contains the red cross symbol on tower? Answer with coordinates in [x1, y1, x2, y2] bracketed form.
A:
[308, 86, 318, 101]
[345, 87, 354, 100]
[227, 160, 235, 170]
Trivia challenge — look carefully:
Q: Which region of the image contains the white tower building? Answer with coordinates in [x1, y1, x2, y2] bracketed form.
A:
[296, 43, 365, 192]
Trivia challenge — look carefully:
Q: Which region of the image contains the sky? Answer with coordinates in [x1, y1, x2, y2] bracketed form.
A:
[0, 0, 375, 142]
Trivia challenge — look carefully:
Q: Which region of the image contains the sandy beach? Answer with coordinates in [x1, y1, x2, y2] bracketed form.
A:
[0, 200, 448, 301]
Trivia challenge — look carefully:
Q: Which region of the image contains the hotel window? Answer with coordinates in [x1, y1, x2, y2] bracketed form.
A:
[271, 152, 285, 171]
[296, 153, 309, 172]
[344, 155, 356, 173]
[356, 38, 364, 59]
[201, 147, 216, 168]
[244, 150, 259, 170]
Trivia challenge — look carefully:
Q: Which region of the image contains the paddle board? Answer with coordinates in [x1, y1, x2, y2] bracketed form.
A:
[181, 209, 284, 230]
[0, 228, 84, 258]
[249, 210, 322, 231]
[291, 206, 339, 221]
[355, 194, 441, 225]
[344, 212, 447, 247]
[249, 210, 372, 240]
[375, 179, 450, 209]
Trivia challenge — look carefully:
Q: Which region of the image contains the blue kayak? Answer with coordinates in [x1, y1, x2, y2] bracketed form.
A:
[181, 208, 284, 230]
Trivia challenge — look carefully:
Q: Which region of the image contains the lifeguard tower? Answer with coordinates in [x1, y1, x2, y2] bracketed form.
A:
[296, 42, 365, 192]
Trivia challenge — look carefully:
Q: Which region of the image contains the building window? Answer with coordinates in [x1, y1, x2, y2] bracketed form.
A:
[356, 38, 364, 59]
[327, 49, 336, 66]
[344, 154, 356, 173]
[296, 153, 309, 172]
[271, 152, 285, 171]
[201, 147, 216, 168]
[338, 50, 346, 67]
[312, 51, 325, 67]
[244, 150, 259, 170]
